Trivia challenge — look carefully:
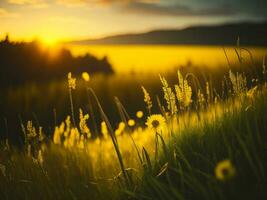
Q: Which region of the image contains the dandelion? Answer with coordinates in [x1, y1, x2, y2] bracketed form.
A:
[82, 72, 90, 82]
[128, 119, 135, 127]
[215, 159, 236, 181]
[136, 110, 144, 118]
[68, 72, 76, 90]
[141, 86, 152, 114]
[146, 114, 166, 133]
[160, 75, 177, 115]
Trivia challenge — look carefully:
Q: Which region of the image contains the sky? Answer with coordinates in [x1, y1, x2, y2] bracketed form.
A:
[0, 0, 267, 43]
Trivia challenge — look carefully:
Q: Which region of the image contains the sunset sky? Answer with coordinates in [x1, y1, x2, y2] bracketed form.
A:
[0, 0, 267, 43]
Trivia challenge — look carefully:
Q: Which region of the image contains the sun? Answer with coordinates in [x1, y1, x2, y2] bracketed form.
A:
[41, 36, 59, 47]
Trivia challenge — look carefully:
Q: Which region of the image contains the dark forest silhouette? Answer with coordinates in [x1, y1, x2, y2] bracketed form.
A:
[0, 35, 113, 88]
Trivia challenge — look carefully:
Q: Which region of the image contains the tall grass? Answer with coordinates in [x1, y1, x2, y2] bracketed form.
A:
[0, 47, 267, 200]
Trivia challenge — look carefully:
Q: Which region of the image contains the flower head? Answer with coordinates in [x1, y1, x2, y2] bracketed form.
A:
[136, 110, 144, 118]
[82, 72, 90, 82]
[79, 109, 91, 138]
[101, 121, 109, 139]
[146, 114, 166, 132]
[128, 119, 135, 127]
[215, 159, 236, 181]
[68, 72, 76, 90]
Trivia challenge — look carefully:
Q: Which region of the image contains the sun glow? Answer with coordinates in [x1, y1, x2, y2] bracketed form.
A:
[41, 36, 59, 47]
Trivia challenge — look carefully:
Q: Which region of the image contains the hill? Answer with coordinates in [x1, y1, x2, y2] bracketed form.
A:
[70, 21, 267, 46]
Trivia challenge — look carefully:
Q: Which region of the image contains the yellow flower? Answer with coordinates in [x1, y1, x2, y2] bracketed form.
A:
[82, 72, 90, 82]
[128, 119, 135, 127]
[26, 121, 37, 139]
[215, 159, 236, 181]
[79, 109, 91, 137]
[53, 127, 62, 144]
[146, 114, 166, 132]
[136, 111, 144, 118]
[118, 122, 126, 130]
[101, 121, 109, 139]
[141, 86, 152, 112]
[115, 122, 126, 136]
[68, 72, 76, 90]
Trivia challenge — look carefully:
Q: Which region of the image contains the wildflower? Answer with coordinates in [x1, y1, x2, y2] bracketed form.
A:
[160, 75, 177, 115]
[215, 159, 236, 181]
[115, 122, 126, 136]
[115, 129, 121, 136]
[95, 138, 101, 145]
[174, 70, 192, 110]
[68, 72, 76, 90]
[118, 122, 126, 130]
[197, 89, 205, 109]
[26, 121, 37, 139]
[69, 128, 80, 147]
[79, 109, 91, 138]
[101, 121, 109, 139]
[78, 135, 85, 149]
[146, 114, 166, 133]
[53, 127, 62, 144]
[64, 116, 71, 137]
[141, 86, 152, 113]
[38, 127, 45, 142]
[136, 110, 144, 118]
[128, 119, 135, 127]
[82, 72, 90, 82]
[229, 70, 247, 96]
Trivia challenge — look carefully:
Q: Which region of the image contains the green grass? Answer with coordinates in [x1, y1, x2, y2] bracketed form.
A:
[132, 90, 267, 200]
[0, 46, 267, 199]
[1, 88, 267, 200]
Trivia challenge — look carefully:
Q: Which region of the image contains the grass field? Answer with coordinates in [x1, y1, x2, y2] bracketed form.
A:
[1, 51, 267, 199]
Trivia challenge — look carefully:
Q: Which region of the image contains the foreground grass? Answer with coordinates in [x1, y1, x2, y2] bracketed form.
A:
[134, 90, 267, 200]
[0, 88, 267, 200]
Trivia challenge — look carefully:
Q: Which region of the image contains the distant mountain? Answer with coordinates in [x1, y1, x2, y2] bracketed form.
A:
[70, 21, 267, 46]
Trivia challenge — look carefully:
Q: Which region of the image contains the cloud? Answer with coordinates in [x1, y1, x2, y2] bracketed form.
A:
[0, 8, 19, 18]
[8, 0, 48, 8]
[121, 2, 236, 17]
[55, 0, 158, 7]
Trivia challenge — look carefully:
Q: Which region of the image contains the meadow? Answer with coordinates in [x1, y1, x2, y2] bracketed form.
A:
[0, 45, 267, 200]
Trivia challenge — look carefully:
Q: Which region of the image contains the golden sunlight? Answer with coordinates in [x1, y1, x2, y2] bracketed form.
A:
[41, 36, 59, 47]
